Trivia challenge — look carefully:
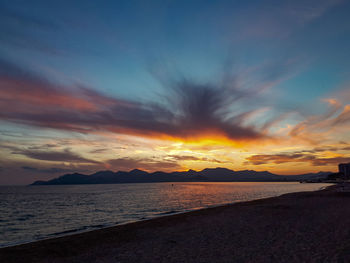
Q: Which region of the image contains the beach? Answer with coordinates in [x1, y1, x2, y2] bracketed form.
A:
[1, 183, 350, 262]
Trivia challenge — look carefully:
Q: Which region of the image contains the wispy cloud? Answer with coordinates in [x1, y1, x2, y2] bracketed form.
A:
[12, 148, 100, 164]
[166, 155, 225, 163]
[246, 150, 350, 167]
[288, 97, 350, 144]
[107, 157, 181, 172]
[21, 166, 73, 174]
[236, 0, 343, 39]
[0, 5, 61, 54]
[0, 58, 279, 143]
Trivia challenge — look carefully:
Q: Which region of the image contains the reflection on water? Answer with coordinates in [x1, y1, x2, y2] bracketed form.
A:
[0, 182, 329, 247]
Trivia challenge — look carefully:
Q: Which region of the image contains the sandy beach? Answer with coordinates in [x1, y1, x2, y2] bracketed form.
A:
[1, 184, 350, 262]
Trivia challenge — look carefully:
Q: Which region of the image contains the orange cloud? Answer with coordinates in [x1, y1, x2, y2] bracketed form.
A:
[0, 78, 97, 111]
[246, 152, 350, 166]
[0, 59, 270, 144]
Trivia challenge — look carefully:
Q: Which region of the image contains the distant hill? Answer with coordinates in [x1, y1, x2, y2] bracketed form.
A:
[31, 168, 331, 185]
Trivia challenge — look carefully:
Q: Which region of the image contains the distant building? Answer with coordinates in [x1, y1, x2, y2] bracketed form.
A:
[339, 163, 350, 179]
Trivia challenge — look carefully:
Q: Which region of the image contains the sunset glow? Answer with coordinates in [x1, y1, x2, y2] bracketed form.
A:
[1, 0, 350, 184]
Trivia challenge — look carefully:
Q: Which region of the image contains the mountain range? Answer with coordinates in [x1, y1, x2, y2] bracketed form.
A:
[31, 168, 331, 185]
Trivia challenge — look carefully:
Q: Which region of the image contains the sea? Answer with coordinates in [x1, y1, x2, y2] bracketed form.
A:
[0, 182, 329, 248]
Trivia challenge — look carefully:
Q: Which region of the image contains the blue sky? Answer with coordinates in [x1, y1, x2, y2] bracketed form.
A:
[2, 0, 348, 99]
[1, 0, 350, 184]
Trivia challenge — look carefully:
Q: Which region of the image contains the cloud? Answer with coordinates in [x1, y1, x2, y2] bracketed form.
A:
[21, 166, 73, 174]
[89, 148, 110, 154]
[0, 58, 274, 143]
[246, 152, 350, 166]
[236, 0, 343, 39]
[107, 157, 181, 172]
[286, 0, 343, 24]
[162, 79, 265, 140]
[12, 148, 99, 164]
[332, 105, 350, 125]
[0, 55, 348, 154]
[287, 96, 350, 144]
[0, 5, 61, 54]
[167, 155, 225, 163]
[311, 157, 350, 166]
[0, 58, 109, 112]
[246, 153, 312, 165]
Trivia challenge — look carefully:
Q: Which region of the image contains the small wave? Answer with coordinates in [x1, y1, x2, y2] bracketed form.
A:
[89, 224, 106, 228]
[16, 214, 35, 221]
[6, 227, 21, 232]
[157, 210, 179, 215]
[48, 227, 87, 236]
[48, 224, 108, 237]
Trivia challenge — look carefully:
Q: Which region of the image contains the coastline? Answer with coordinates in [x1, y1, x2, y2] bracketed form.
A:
[1, 183, 349, 262]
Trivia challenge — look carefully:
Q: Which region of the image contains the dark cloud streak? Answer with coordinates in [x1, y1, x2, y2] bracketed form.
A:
[12, 148, 100, 164]
[246, 152, 350, 166]
[0, 58, 270, 142]
[167, 155, 225, 163]
[21, 166, 73, 174]
[0, 5, 62, 54]
[107, 157, 181, 172]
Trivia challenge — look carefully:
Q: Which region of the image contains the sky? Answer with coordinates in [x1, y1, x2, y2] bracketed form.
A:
[1, 0, 350, 184]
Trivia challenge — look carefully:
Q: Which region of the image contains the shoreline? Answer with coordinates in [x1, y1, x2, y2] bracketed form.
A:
[1, 183, 348, 262]
[0, 183, 330, 249]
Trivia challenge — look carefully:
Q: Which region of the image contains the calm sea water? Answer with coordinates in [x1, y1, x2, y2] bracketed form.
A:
[0, 182, 329, 247]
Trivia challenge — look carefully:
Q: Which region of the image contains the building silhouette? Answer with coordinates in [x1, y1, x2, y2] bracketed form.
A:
[339, 163, 350, 179]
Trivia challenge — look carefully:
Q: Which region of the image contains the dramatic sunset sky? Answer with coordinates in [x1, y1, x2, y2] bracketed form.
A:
[1, 0, 350, 184]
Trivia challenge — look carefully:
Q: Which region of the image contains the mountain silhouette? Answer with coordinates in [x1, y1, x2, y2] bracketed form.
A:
[31, 168, 330, 185]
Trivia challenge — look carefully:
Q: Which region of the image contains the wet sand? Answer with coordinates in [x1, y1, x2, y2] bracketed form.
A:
[1, 184, 350, 263]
